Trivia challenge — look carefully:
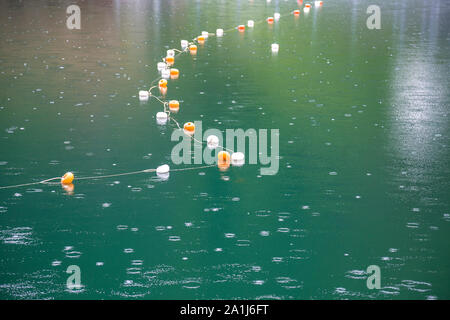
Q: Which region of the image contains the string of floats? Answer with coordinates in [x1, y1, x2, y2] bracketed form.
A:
[0, 2, 323, 190]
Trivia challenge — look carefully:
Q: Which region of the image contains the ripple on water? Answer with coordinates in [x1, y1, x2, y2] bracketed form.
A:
[345, 269, 367, 280]
[168, 236, 181, 242]
[65, 251, 82, 259]
[0, 227, 35, 245]
[124, 248, 134, 253]
[126, 267, 142, 275]
[0, 206, 7, 214]
[224, 233, 235, 238]
[275, 277, 302, 289]
[117, 225, 128, 230]
[182, 278, 202, 289]
[400, 280, 432, 293]
[236, 240, 251, 247]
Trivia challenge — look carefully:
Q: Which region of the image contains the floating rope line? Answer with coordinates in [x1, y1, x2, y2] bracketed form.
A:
[0, 4, 318, 190]
[0, 164, 220, 190]
[143, 8, 301, 154]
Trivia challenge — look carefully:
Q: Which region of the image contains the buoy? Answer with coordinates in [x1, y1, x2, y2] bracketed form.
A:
[170, 68, 179, 77]
[247, 20, 254, 27]
[202, 31, 209, 38]
[217, 151, 231, 170]
[238, 25, 245, 32]
[156, 112, 168, 125]
[167, 49, 175, 57]
[165, 56, 174, 64]
[156, 164, 170, 180]
[315, 1, 322, 6]
[61, 172, 74, 184]
[158, 79, 167, 88]
[207, 135, 219, 149]
[139, 90, 149, 101]
[216, 29, 224, 37]
[293, 9, 300, 16]
[183, 122, 195, 135]
[157, 62, 167, 71]
[271, 43, 279, 52]
[305, 3, 311, 8]
[218, 151, 230, 163]
[274, 12, 281, 20]
[181, 40, 189, 49]
[267, 17, 274, 23]
[169, 100, 179, 112]
[197, 36, 205, 43]
[156, 164, 170, 174]
[161, 68, 170, 79]
[303, 6, 310, 13]
[231, 152, 245, 166]
[189, 44, 197, 54]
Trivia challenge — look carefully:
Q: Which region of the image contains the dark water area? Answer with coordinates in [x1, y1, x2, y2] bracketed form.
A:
[0, 0, 449, 299]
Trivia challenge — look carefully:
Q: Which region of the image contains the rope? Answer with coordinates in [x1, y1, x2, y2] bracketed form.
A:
[1, 8, 300, 191]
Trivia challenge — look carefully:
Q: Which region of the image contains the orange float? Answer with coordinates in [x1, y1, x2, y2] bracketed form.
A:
[217, 151, 231, 170]
[267, 17, 274, 23]
[61, 172, 74, 184]
[238, 25, 245, 32]
[169, 100, 179, 112]
[165, 56, 174, 65]
[189, 44, 197, 55]
[293, 9, 300, 15]
[158, 79, 167, 88]
[183, 122, 195, 134]
[197, 36, 205, 43]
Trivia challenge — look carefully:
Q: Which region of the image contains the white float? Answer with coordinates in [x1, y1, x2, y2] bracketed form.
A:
[139, 90, 149, 101]
[157, 62, 166, 71]
[231, 152, 245, 166]
[271, 43, 279, 52]
[161, 68, 170, 79]
[207, 135, 219, 149]
[156, 112, 168, 125]
[166, 49, 175, 57]
[156, 164, 170, 174]
[247, 20, 254, 27]
[216, 28, 224, 37]
[181, 40, 189, 48]
[156, 165, 170, 180]
[202, 31, 209, 38]
[274, 12, 281, 20]
[315, 1, 323, 7]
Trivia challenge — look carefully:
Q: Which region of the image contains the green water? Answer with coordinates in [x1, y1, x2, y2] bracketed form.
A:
[0, 0, 449, 299]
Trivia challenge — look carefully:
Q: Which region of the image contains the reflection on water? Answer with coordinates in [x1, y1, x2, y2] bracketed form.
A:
[0, 0, 449, 299]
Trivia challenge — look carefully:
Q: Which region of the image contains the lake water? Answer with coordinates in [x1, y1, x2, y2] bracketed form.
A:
[0, 0, 449, 299]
